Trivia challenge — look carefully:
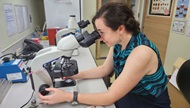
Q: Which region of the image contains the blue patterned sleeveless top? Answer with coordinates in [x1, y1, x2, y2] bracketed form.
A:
[113, 32, 168, 97]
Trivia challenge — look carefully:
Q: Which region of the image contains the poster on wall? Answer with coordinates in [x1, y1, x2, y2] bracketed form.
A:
[15, 5, 24, 33]
[172, 20, 186, 34]
[149, 0, 173, 16]
[22, 6, 30, 30]
[3, 4, 17, 36]
[175, 0, 189, 18]
[15, 5, 30, 32]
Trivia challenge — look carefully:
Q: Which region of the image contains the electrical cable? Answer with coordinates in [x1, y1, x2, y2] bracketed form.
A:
[20, 90, 34, 108]
[0, 53, 17, 59]
[20, 67, 36, 108]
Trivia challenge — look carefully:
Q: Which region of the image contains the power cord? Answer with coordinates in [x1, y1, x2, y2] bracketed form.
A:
[0, 53, 17, 60]
[20, 90, 34, 108]
[17, 51, 36, 61]
[20, 67, 36, 108]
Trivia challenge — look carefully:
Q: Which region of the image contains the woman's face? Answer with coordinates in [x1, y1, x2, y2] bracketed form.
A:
[95, 18, 120, 47]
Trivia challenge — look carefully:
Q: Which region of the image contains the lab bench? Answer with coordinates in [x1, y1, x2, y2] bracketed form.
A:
[0, 47, 115, 108]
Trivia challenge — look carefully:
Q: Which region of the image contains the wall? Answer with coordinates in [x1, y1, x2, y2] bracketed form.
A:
[44, 0, 81, 28]
[82, 0, 97, 58]
[164, 0, 190, 75]
[0, 0, 45, 53]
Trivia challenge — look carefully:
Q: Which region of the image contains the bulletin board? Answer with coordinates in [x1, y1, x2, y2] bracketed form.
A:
[149, 0, 173, 16]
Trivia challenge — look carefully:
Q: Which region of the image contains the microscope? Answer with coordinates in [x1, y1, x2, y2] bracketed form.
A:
[29, 20, 100, 107]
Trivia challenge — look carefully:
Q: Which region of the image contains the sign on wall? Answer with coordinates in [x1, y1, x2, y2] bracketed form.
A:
[175, 0, 189, 18]
[15, 5, 30, 33]
[172, 20, 186, 34]
[149, 0, 173, 16]
[3, 4, 17, 36]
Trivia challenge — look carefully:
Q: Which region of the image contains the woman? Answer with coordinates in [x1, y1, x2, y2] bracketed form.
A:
[39, 2, 171, 108]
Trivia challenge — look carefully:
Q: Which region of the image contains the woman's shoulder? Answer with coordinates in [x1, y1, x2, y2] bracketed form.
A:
[130, 45, 156, 60]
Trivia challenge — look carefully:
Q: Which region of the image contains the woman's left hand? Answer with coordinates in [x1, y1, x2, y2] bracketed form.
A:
[38, 87, 72, 105]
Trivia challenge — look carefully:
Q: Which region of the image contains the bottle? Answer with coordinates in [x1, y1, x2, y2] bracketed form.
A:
[68, 15, 78, 30]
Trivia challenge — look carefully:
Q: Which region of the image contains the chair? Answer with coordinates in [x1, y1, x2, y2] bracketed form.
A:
[176, 59, 190, 104]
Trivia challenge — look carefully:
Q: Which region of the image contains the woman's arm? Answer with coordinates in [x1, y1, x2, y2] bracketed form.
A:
[72, 47, 114, 79]
[40, 45, 158, 106]
[74, 45, 158, 105]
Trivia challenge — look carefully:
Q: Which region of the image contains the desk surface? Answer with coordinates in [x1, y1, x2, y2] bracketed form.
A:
[0, 47, 115, 108]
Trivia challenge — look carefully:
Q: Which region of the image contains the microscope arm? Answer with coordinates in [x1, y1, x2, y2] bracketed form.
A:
[30, 27, 99, 89]
[56, 28, 76, 44]
[30, 35, 80, 85]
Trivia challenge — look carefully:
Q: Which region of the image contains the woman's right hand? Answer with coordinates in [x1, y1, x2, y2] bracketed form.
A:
[39, 87, 72, 105]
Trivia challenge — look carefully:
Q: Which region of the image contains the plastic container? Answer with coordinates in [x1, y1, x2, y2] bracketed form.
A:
[47, 27, 61, 45]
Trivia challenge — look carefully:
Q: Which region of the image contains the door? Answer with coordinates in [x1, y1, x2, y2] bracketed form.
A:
[142, 0, 174, 63]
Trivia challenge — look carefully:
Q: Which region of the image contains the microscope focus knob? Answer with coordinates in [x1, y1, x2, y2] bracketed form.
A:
[39, 84, 50, 96]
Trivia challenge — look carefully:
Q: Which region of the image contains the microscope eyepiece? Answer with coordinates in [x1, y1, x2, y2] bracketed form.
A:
[76, 30, 100, 47]
[77, 20, 90, 28]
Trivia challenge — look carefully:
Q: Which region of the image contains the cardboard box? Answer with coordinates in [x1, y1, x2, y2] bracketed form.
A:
[168, 57, 190, 108]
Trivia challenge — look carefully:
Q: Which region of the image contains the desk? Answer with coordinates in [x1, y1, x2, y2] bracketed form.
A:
[0, 47, 116, 108]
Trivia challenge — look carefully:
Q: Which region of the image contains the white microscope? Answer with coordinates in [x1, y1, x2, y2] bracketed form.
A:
[29, 20, 100, 107]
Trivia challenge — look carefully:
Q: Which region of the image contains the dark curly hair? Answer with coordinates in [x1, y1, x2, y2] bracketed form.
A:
[92, 2, 140, 35]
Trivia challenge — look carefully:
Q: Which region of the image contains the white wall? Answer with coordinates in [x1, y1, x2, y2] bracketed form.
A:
[82, 0, 97, 58]
[82, 0, 96, 32]
[0, 0, 44, 52]
[164, 1, 190, 75]
[44, 0, 81, 28]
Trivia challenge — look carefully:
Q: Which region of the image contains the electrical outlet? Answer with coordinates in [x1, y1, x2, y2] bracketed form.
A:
[16, 48, 22, 56]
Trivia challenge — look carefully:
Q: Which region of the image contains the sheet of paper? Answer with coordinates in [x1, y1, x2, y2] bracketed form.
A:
[185, 18, 190, 37]
[15, 5, 24, 33]
[169, 68, 179, 90]
[3, 4, 17, 36]
[22, 6, 30, 30]
[172, 20, 186, 34]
